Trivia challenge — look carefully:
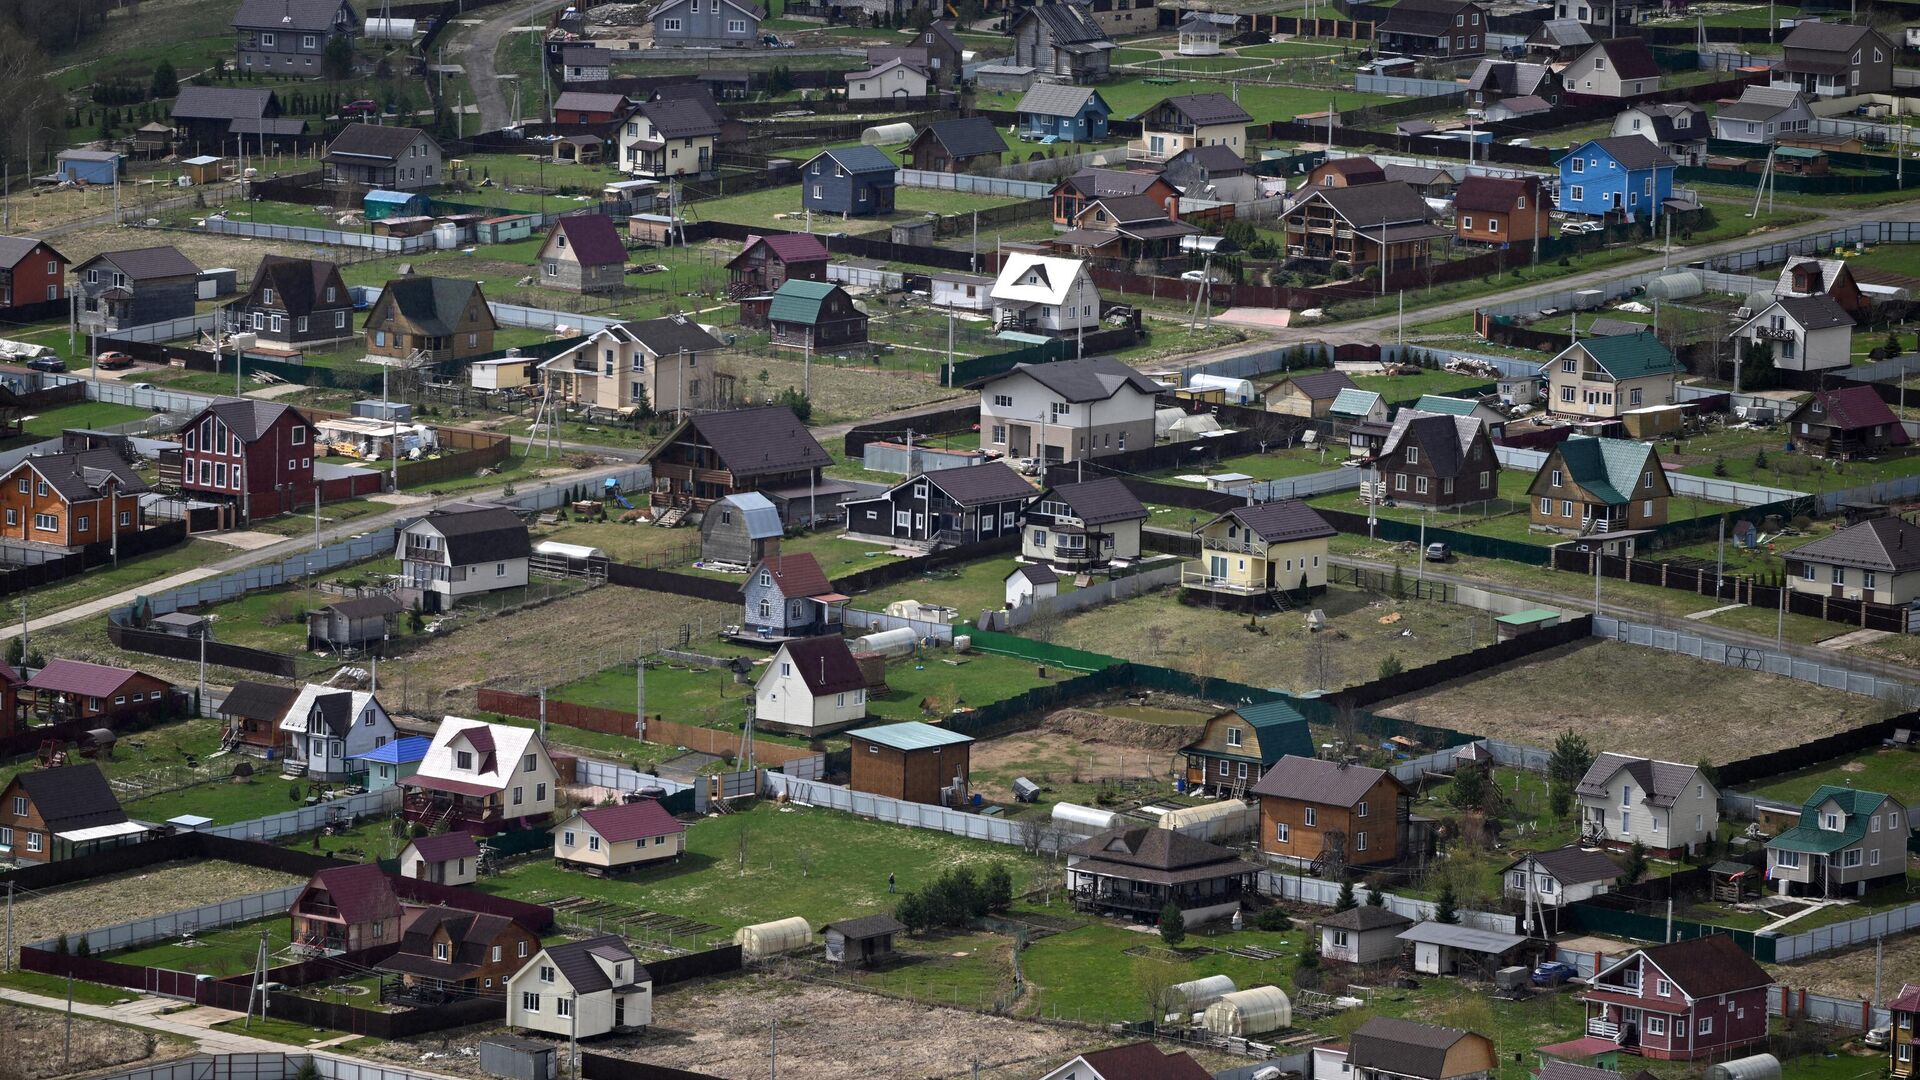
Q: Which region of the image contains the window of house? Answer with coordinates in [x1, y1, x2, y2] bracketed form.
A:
[33, 514, 55, 532]
[1332, 930, 1349, 947]
[1831, 566, 1845, 586]
[1415, 477, 1430, 494]
[1570, 185, 1583, 201]
[456, 750, 473, 769]
[1304, 806, 1317, 827]
[1843, 848, 1863, 868]
[1461, 215, 1474, 230]
[10, 797, 23, 816]
[435, 942, 449, 960]
[521, 992, 540, 1013]
[1647, 1016, 1667, 1036]
[1776, 849, 1800, 868]
[1698, 1017, 1713, 1036]
[589, 835, 601, 851]
[25, 832, 42, 853]
[1355, 832, 1368, 851]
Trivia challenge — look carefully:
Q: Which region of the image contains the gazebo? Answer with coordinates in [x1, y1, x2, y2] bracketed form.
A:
[1177, 12, 1239, 55]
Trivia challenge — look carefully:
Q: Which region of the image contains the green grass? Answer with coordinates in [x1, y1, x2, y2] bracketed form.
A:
[478, 800, 1048, 936]
[0, 717, 226, 794]
[210, 1015, 351, 1047]
[1302, 978, 1591, 1080]
[693, 185, 1023, 236]
[0, 970, 136, 1005]
[1846, 243, 1920, 280]
[1121, 55, 1273, 73]
[250, 499, 388, 538]
[857, 555, 1067, 621]
[125, 776, 344, 827]
[1351, 369, 1496, 403]
[1307, 470, 1744, 547]
[865, 649, 1063, 723]
[1145, 446, 1343, 486]
[1666, 424, 1920, 489]
[108, 915, 290, 977]
[2, 400, 154, 453]
[975, 78, 1400, 127]
[1735, 745, 1920, 810]
[1238, 40, 1348, 58]
[1012, 912, 1301, 1024]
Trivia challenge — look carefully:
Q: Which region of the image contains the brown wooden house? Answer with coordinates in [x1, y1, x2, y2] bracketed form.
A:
[1369, 409, 1500, 510]
[1526, 435, 1670, 535]
[0, 763, 146, 863]
[902, 117, 1006, 174]
[22, 660, 172, 724]
[1785, 386, 1910, 459]
[1180, 701, 1313, 795]
[1303, 157, 1386, 191]
[290, 862, 405, 957]
[375, 907, 539, 995]
[1048, 169, 1178, 230]
[0, 450, 148, 550]
[1776, 257, 1870, 321]
[219, 679, 298, 757]
[849, 721, 973, 807]
[363, 276, 499, 362]
[755, 280, 868, 353]
[1452, 175, 1544, 246]
[725, 233, 828, 299]
[639, 405, 833, 517]
[1252, 755, 1422, 872]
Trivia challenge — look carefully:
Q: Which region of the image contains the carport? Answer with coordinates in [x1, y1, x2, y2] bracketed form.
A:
[1396, 921, 1530, 979]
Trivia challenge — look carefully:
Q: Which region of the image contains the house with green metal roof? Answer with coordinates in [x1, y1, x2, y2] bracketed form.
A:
[1179, 700, 1313, 795]
[1527, 435, 1671, 536]
[755, 279, 868, 353]
[1412, 393, 1507, 436]
[1765, 785, 1912, 897]
[1541, 330, 1682, 420]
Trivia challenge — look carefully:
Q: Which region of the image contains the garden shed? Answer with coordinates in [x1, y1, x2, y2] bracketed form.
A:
[822, 913, 906, 966]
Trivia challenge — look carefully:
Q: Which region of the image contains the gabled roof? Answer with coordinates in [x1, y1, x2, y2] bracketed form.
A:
[1529, 18, 1592, 47]
[1626, 103, 1707, 145]
[1305, 182, 1435, 230]
[852, 720, 973, 751]
[172, 86, 278, 122]
[1253, 754, 1400, 805]
[1082, 193, 1171, 224]
[77, 246, 199, 281]
[809, 144, 898, 175]
[1575, 752, 1700, 806]
[848, 56, 929, 83]
[1555, 330, 1680, 380]
[971, 356, 1158, 406]
[1349, 1018, 1483, 1080]
[0, 236, 66, 271]
[326, 124, 438, 165]
[1141, 93, 1253, 127]
[1382, 163, 1454, 187]
[866, 45, 930, 68]
[1070, 1042, 1213, 1080]
[409, 718, 545, 797]
[405, 831, 481, 862]
[1169, 144, 1250, 178]
[1545, 436, 1657, 506]
[554, 91, 630, 115]
[657, 406, 831, 478]
[988, 253, 1095, 308]
[372, 276, 496, 336]
[751, 551, 834, 600]
[1189, 700, 1313, 768]
[921, 462, 1034, 507]
[12, 763, 126, 833]
[1010, 563, 1059, 586]
[1377, 410, 1484, 480]
[307, 863, 401, 925]
[730, 233, 829, 268]
[1781, 21, 1886, 53]
[1010, 1, 1109, 46]
[1015, 83, 1110, 119]
[26, 659, 151, 699]
[1583, 37, 1660, 80]
[1055, 168, 1165, 200]
[1330, 387, 1383, 417]
[1742, 293, 1854, 334]
[1888, 983, 1920, 1015]
[546, 215, 627, 267]
[571, 799, 686, 842]
[188, 399, 301, 445]
[1598, 935, 1771, 999]
[1716, 85, 1807, 122]
[1375, 0, 1479, 37]
[1179, 11, 1239, 30]
[1039, 477, 1146, 525]
[412, 502, 530, 564]
[221, 680, 300, 723]
[766, 279, 853, 327]
[913, 117, 1006, 160]
[538, 935, 646, 994]
[1489, 95, 1552, 117]
[1452, 175, 1536, 214]
[1465, 60, 1551, 96]
[1776, 255, 1849, 298]
[233, 0, 355, 31]
[1788, 516, 1920, 575]
[1787, 385, 1907, 438]
[636, 97, 723, 139]
[780, 635, 868, 696]
[1769, 784, 1892, 854]
[1207, 500, 1337, 546]
[248, 256, 349, 317]
[1319, 905, 1415, 931]
[18, 449, 149, 502]
[1273, 369, 1359, 401]
[326, 594, 404, 621]
[1502, 844, 1623, 885]
[713, 492, 783, 541]
[1561, 135, 1674, 172]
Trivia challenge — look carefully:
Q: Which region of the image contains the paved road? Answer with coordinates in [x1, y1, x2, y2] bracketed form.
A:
[449, 0, 576, 132]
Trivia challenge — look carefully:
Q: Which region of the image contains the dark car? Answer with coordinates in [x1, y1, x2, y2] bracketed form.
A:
[1532, 960, 1578, 987]
[342, 99, 379, 116]
[25, 356, 65, 373]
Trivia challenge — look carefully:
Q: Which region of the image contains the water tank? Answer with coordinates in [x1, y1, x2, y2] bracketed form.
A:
[432, 222, 463, 250]
[852, 627, 917, 658]
[1051, 802, 1120, 832]
[1706, 1055, 1780, 1080]
[1157, 800, 1256, 840]
[1646, 271, 1703, 301]
[733, 916, 811, 961]
[1203, 986, 1292, 1037]
[862, 123, 916, 146]
[1171, 974, 1236, 1010]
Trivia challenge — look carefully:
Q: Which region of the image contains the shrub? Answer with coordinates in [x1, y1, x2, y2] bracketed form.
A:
[1253, 907, 1292, 932]
[1159, 901, 1186, 946]
[983, 864, 1014, 913]
[1712, 456, 1729, 478]
[1377, 654, 1404, 681]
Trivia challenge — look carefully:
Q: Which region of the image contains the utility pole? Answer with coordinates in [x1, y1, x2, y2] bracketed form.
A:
[17, 598, 26, 665]
[4, 881, 12, 973]
[568, 991, 579, 1076]
[635, 656, 646, 743]
[770, 1018, 779, 1080]
[198, 628, 207, 711]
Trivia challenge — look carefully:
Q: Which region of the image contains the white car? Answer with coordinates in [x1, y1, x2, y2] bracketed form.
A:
[1560, 222, 1604, 236]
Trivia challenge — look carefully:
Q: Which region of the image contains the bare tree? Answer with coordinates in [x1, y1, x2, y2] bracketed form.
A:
[1133, 956, 1182, 1026]
[1144, 623, 1170, 659]
[1320, 828, 1348, 882]
[735, 824, 751, 875]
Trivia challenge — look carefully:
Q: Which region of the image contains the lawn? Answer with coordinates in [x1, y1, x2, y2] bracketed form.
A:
[107, 915, 291, 977]
[1145, 446, 1345, 487]
[2, 400, 155, 453]
[251, 498, 389, 538]
[865, 649, 1065, 723]
[1009, 911, 1303, 1025]
[1406, 766, 1585, 907]
[1301, 978, 1593, 1080]
[124, 774, 347, 827]
[0, 970, 134, 1005]
[1351, 370, 1496, 403]
[1307, 471, 1745, 547]
[692, 185, 1024, 236]
[14, 536, 227, 619]
[856, 555, 1073, 622]
[1663, 423, 1920, 490]
[477, 800, 1049, 936]
[1734, 745, 1920, 810]
[974, 78, 1402, 127]
[1845, 243, 1920, 281]
[209, 1016, 354, 1047]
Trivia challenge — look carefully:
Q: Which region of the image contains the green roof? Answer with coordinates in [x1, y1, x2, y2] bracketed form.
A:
[1769, 784, 1890, 855]
[766, 279, 841, 326]
[1235, 701, 1313, 766]
[1555, 436, 1653, 506]
[1329, 387, 1381, 417]
[1774, 146, 1823, 159]
[1413, 394, 1481, 416]
[1566, 331, 1682, 381]
[1495, 608, 1560, 626]
[850, 721, 974, 752]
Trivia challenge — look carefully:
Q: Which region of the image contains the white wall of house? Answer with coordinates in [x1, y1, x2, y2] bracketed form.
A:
[753, 655, 867, 733]
[553, 818, 685, 870]
[1579, 767, 1718, 853]
[507, 959, 652, 1037]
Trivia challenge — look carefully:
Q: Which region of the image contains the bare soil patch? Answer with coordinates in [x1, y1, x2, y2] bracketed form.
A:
[1765, 932, 1920, 1001]
[1377, 640, 1905, 764]
[46, 225, 321, 272]
[970, 707, 1190, 802]
[727, 354, 968, 426]
[10, 861, 306, 950]
[0, 1003, 178, 1078]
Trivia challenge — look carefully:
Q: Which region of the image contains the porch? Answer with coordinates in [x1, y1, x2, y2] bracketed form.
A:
[402, 789, 507, 833]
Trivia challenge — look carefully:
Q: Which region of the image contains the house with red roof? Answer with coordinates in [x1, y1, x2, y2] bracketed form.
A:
[290, 862, 405, 956]
[398, 830, 482, 886]
[1890, 982, 1920, 1078]
[741, 551, 848, 640]
[535, 215, 628, 294]
[1037, 1042, 1212, 1080]
[1785, 385, 1911, 459]
[725, 233, 829, 299]
[403, 718, 559, 833]
[552, 799, 687, 874]
[755, 635, 867, 735]
[22, 660, 171, 725]
[1583, 935, 1772, 1060]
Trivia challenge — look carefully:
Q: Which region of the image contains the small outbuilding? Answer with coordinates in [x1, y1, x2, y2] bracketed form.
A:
[478, 1036, 557, 1080]
[1203, 985, 1291, 1037]
[1395, 920, 1529, 978]
[735, 916, 811, 961]
[553, 799, 688, 876]
[398, 830, 482, 886]
[700, 492, 784, 568]
[849, 721, 973, 807]
[307, 594, 405, 651]
[1004, 563, 1059, 610]
[1318, 905, 1414, 964]
[350, 734, 430, 791]
[55, 150, 124, 185]
[822, 913, 906, 966]
[363, 190, 431, 220]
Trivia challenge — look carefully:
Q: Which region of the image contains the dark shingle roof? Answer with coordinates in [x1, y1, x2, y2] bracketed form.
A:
[730, 233, 829, 267]
[1012, 1, 1108, 46]
[1618, 935, 1772, 999]
[1056, 168, 1165, 199]
[1016, 84, 1109, 119]
[1251, 755, 1399, 806]
[200, 399, 299, 443]
[1319, 905, 1415, 932]
[562, 45, 613, 65]
[554, 91, 632, 115]
[637, 97, 722, 139]
[1788, 516, 1920, 575]
[1593, 37, 1661, 80]
[14, 763, 126, 833]
[407, 831, 481, 862]
[971, 356, 1160, 402]
[823, 913, 906, 940]
[172, 86, 277, 122]
[416, 503, 530, 564]
[1565, 135, 1674, 172]
[0, 236, 64, 270]
[326, 124, 438, 165]
[1350, 1018, 1483, 1080]
[220, 680, 299, 722]
[1782, 22, 1883, 53]
[1575, 753, 1699, 806]
[814, 144, 898, 175]
[1076, 1043, 1213, 1080]
[548, 215, 627, 267]
[1148, 93, 1253, 127]
[1629, 103, 1707, 145]
[1376, 0, 1478, 38]
[781, 635, 866, 696]
[373, 276, 495, 337]
[917, 117, 1006, 161]
[1067, 826, 1243, 871]
[26, 660, 146, 699]
[1772, 293, 1855, 331]
[1453, 175, 1535, 213]
[248, 256, 349, 318]
[1377, 412, 1481, 481]
[81, 246, 199, 281]
[621, 314, 722, 356]
[1789, 385, 1905, 436]
[542, 935, 645, 994]
[924, 462, 1033, 507]
[1214, 501, 1336, 545]
[670, 406, 831, 478]
[306, 690, 354, 738]
[1044, 477, 1145, 525]
[233, 0, 354, 31]
[574, 799, 685, 842]
[748, 552, 830, 601]
[326, 594, 404, 620]
[1312, 182, 1434, 229]
[1012, 563, 1059, 586]
[1504, 845, 1623, 885]
[1274, 369, 1359, 401]
[22, 449, 149, 502]
[1173, 144, 1249, 176]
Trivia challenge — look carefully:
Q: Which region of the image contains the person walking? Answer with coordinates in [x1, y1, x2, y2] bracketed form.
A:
[887, 872, 896, 894]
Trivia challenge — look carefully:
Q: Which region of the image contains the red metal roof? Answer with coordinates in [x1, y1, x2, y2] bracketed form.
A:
[26, 659, 142, 699]
[550, 214, 627, 267]
[576, 799, 686, 843]
[308, 863, 401, 925]
[753, 551, 833, 600]
[1889, 983, 1920, 1014]
[406, 831, 481, 862]
[457, 724, 496, 756]
[740, 233, 829, 265]
[406, 773, 499, 797]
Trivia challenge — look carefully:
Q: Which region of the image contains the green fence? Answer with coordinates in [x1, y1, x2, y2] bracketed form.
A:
[482, 827, 555, 861]
[940, 338, 1074, 386]
[1565, 901, 1773, 962]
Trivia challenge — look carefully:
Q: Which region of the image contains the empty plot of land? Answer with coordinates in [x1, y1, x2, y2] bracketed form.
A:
[969, 706, 1202, 817]
[9, 861, 307, 948]
[0, 1003, 179, 1079]
[1377, 640, 1906, 764]
[1766, 932, 1920, 1001]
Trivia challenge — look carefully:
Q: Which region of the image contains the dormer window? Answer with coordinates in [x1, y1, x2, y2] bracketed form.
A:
[759, 571, 772, 587]
[457, 750, 474, 770]
[1822, 811, 1841, 830]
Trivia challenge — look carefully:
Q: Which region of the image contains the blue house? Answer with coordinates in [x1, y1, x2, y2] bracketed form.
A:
[55, 150, 124, 185]
[1555, 135, 1676, 222]
[348, 735, 430, 791]
[800, 145, 897, 218]
[1015, 84, 1112, 142]
[363, 189, 430, 221]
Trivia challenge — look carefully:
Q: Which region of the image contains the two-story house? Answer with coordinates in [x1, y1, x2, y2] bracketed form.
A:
[1891, 983, 1920, 1080]
[1542, 330, 1681, 419]
[538, 315, 727, 417]
[0, 236, 67, 312]
[323, 125, 442, 191]
[233, 0, 357, 73]
[1453, 175, 1544, 246]
[170, 86, 302, 156]
[404, 718, 558, 833]
[1575, 752, 1718, 857]
[235, 255, 355, 349]
[1061, 194, 1202, 259]
[971, 354, 1157, 465]
[74, 246, 200, 333]
[846, 57, 930, 102]
[1775, 256, 1871, 321]
[552, 91, 631, 126]
[648, 0, 762, 47]
[1711, 86, 1813, 145]
[553, 799, 687, 874]
[1254, 755, 1418, 872]
[988, 253, 1102, 338]
[1561, 38, 1661, 99]
[1730, 294, 1855, 374]
[757, 634, 868, 736]
[843, 462, 1034, 549]
[1368, 409, 1499, 510]
[1020, 476, 1147, 572]
[0, 450, 147, 550]
[278, 684, 395, 781]
[176, 400, 316, 522]
[1344, 1018, 1496, 1080]
[799, 145, 897, 217]
[1161, 145, 1259, 203]
[1129, 94, 1251, 165]
[1010, 2, 1113, 84]
[1779, 22, 1893, 97]
[1374, 0, 1489, 58]
[1583, 935, 1772, 1059]
[759, 279, 869, 352]
[377, 908, 539, 997]
[1528, 435, 1671, 536]
[0, 763, 144, 863]
[1065, 827, 1256, 926]
[640, 405, 835, 521]
[741, 551, 847, 639]
[1016, 85, 1112, 143]
[1280, 183, 1448, 274]
[618, 98, 721, 179]
[1766, 786, 1911, 897]
[1183, 500, 1336, 606]
[290, 863, 405, 957]
[397, 502, 530, 610]
[903, 117, 1006, 174]
[725, 233, 828, 299]
[1303, 157, 1386, 191]
[1782, 514, 1920, 606]
[1048, 169, 1176, 230]
[1464, 60, 1556, 108]
[1039, 1044, 1213, 1080]
[701, 492, 783, 568]
[1611, 103, 1709, 166]
[1179, 700, 1313, 796]
[535, 215, 627, 294]
[364, 276, 498, 362]
[506, 937, 651, 1038]
[1556, 136, 1676, 221]
[1783, 385, 1910, 459]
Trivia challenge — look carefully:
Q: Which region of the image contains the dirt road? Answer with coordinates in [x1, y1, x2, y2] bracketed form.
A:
[448, 0, 576, 131]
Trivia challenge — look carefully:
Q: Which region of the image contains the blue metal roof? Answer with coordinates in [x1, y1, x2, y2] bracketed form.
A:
[349, 734, 431, 763]
[365, 190, 423, 205]
[850, 721, 974, 751]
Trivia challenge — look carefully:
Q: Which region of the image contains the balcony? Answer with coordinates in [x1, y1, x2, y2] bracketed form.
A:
[1201, 537, 1264, 557]
[1588, 1019, 1621, 1038]
[1182, 568, 1268, 595]
[1755, 325, 1797, 341]
[1126, 140, 1174, 164]
[403, 543, 442, 564]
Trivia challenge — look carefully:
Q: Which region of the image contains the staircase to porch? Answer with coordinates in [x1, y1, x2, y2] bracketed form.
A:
[280, 761, 308, 780]
[652, 506, 688, 528]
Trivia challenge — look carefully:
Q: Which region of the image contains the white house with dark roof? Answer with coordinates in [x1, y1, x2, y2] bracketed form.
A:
[1020, 475, 1147, 570]
[1130, 93, 1252, 164]
[754, 635, 867, 735]
[969, 354, 1159, 464]
[398, 830, 481, 886]
[1318, 905, 1415, 964]
[538, 316, 725, 416]
[1004, 563, 1060, 609]
[506, 936, 650, 1037]
[552, 799, 687, 873]
[396, 502, 531, 609]
[404, 717, 559, 833]
[1186, 501, 1337, 605]
[1783, 515, 1920, 605]
[1730, 293, 1855, 372]
[617, 98, 722, 179]
[1500, 845, 1623, 910]
[1560, 37, 1660, 97]
[1574, 753, 1718, 857]
[278, 684, 396, 781]
[1712, 86, 1813, 144]
[1610, 103, 1708, 165]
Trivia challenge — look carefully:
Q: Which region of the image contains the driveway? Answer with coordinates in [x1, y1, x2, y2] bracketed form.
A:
[448, 0, 578, 131]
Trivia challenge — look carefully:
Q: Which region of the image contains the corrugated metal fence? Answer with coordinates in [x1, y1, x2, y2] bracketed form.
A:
[32, 885, 308, 952]
[1594, 615, 1919, 705]
[204, 217, 432, 253]
[201, 787, 401, 844]
[1356, 73, 1464, 96]
[897, 169, 1052, 200]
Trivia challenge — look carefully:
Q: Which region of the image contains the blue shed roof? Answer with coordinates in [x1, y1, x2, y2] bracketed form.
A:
[850, 721, 974, 751]
[365, 190, 423, 205]
[350, 735, 431, 763]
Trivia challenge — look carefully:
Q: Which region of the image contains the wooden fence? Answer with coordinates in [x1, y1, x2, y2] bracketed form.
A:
[474, 688, 819, 766]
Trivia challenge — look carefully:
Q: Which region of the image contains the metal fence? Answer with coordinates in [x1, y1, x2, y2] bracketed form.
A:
[1235, 467, 1362, 502]
[1493, 444, 1806, 507]
[121, 528, 400, 619]
[860, 442, 980, 474]
[489, 301, 623, 335]
[204, 217, 430, 253]
[1816, 474, 1920, 514]
[1356, 73, 1464, 96]
[1846, 354, 1920, 384]
[841, 607, 958, 643]
[56, 373, 216, 415]
[1001, 561, 1182, 628]
[90, 312, 224, 345]
[572, 754, 701, 805]
[763, 772, 1066, 851]
[1593, 615, 1919, 705]
[828, 263, 904, 290]
[1546, 958, 1885, 1034]
[31, 885, 308, 953]
[201, 786, 401, 844]
[897, 169, 1051, 200]
[90, 1053, 505, 1080]
[1705, 220, 1920, 274]
[1773, 901, 1920, 963]
[1258, 871, 1513, 932]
